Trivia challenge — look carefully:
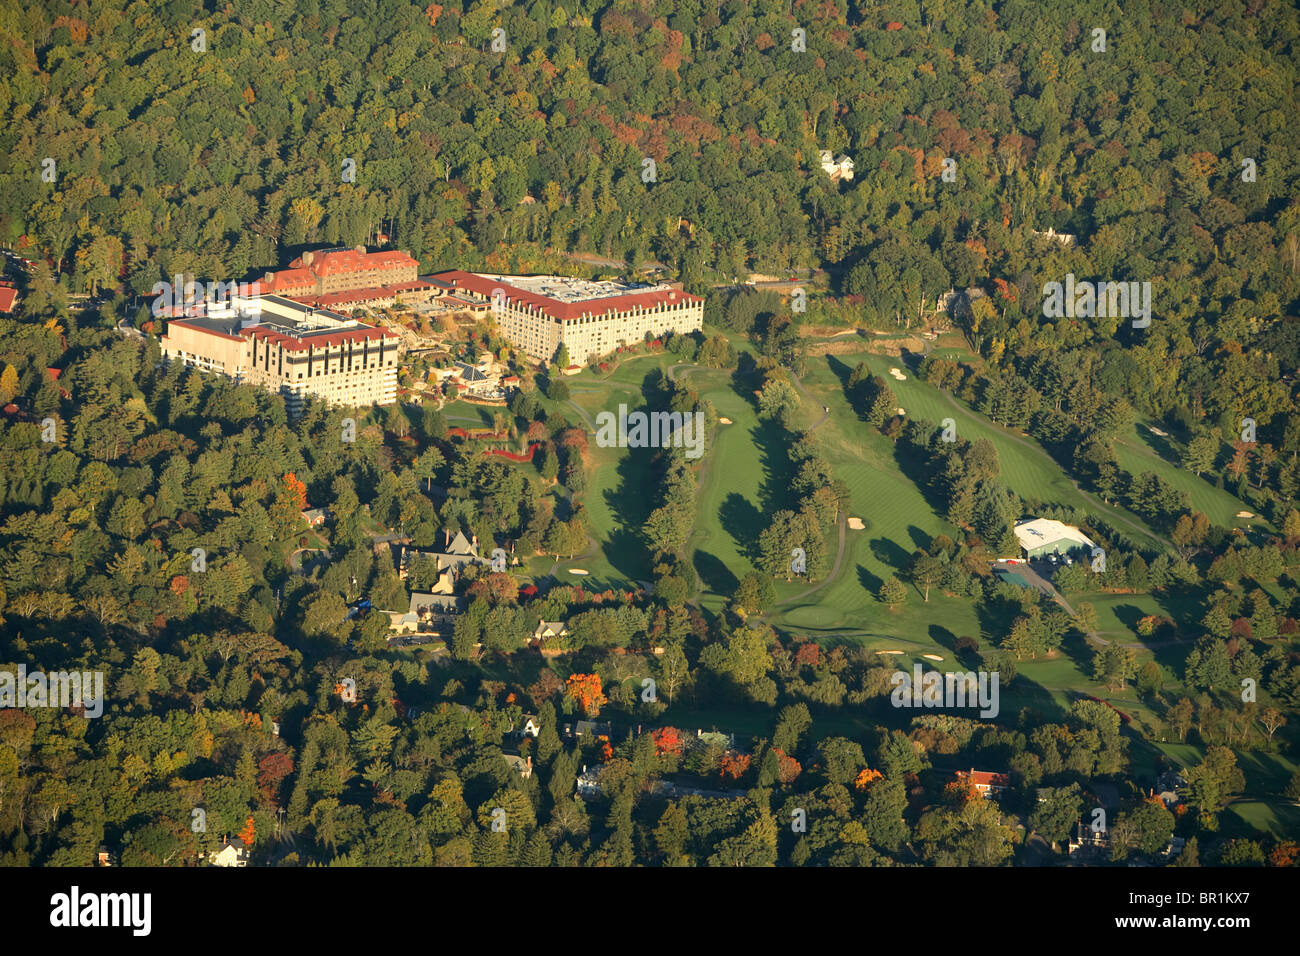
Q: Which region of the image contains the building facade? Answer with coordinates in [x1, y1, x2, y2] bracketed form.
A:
[430, 271, 704, 362]
[160, 295, 400, 414]
[259, 246, 420, 298]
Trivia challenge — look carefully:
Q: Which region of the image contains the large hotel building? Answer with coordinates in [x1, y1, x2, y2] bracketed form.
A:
[158, 248, 706, 412]
[160, 294, 400, 414]
[429, 271, 704, 362]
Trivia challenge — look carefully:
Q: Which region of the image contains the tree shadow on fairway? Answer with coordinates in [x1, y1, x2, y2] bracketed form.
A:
[995, 673, 1070, 726]
[975, 593, 1022, 644]
[1111, 603, 1147, 633]
[869, 536, 910, 572]
[1058, 629, 1096, 671]
[719, 491, 764, 561]
[1134, 424, 1183, 466]
[825, 354, 857, 396]
[753, 417, 799, 515]
[890, 434, 953, 520]
[601, 440, 658, 581]
[693, 549, 739, 596]
[928, 624, 957, 654]
[907, 525, 932, 552]
[857, 563, 882, 596]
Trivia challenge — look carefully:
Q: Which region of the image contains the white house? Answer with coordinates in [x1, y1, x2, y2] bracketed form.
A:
[819, 150, 854, 182]
[1032, 226, 1076, 246]
[532, 620, 570, 647]
[209, 836, 249, 867]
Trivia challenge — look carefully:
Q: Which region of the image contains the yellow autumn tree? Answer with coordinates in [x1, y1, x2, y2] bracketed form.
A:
[0, 365, 18, 403]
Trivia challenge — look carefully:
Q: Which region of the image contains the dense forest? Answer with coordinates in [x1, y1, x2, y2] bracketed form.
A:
[0, 0, 1299, 868]
[3, 0, 1297, 453]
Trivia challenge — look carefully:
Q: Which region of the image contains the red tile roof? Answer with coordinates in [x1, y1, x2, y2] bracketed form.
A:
[262, 268, 315, 293]
[957, 769, 1011, 790]
[0, 285, 18, 313]
[289, 249, 418, 277]
[430, 270, 701, 321]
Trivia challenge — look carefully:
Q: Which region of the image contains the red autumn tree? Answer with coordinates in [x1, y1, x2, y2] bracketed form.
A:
[652, 726, 683, 755]
[945, 777, 978, 806]
[257, 753, 295, 808]
[558, 428, 588, 453]
[794, 642, 821, 669]
[238, 816, 256, 846]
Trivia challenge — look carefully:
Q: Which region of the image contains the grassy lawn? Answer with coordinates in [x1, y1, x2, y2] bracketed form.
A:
[441, 399, 499, 427]
[1222, 801, 1300, 839]
[800, 351, 1176, 551]
[1051, 589, 1204, 642]
[685, 369, 771, 609]
[1114, 421, 1262, 529]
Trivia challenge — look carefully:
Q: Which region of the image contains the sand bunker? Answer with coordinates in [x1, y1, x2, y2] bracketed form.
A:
[875, 649, 904, 655]
[1236, 511, 1255, 519]
[568, 568, 589, 575]
[896, 407, 906, 415]
[922, 654, 944, 661]
[889, 368, 907, 380]
[718, 417, 733, 424]
[847, 517, 865, 530]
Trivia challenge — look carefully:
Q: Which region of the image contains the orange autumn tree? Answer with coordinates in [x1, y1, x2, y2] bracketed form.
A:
[282, 472, 308, 510]
[854, 767, 884, 791]
[566, 673, 607, 716]
[238, 816, 255, 846]
[1269, 841, 1299, 867]
[719, 752, 751, 780]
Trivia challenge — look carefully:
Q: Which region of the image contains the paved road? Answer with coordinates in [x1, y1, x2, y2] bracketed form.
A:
[116, 319, 144, 340]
